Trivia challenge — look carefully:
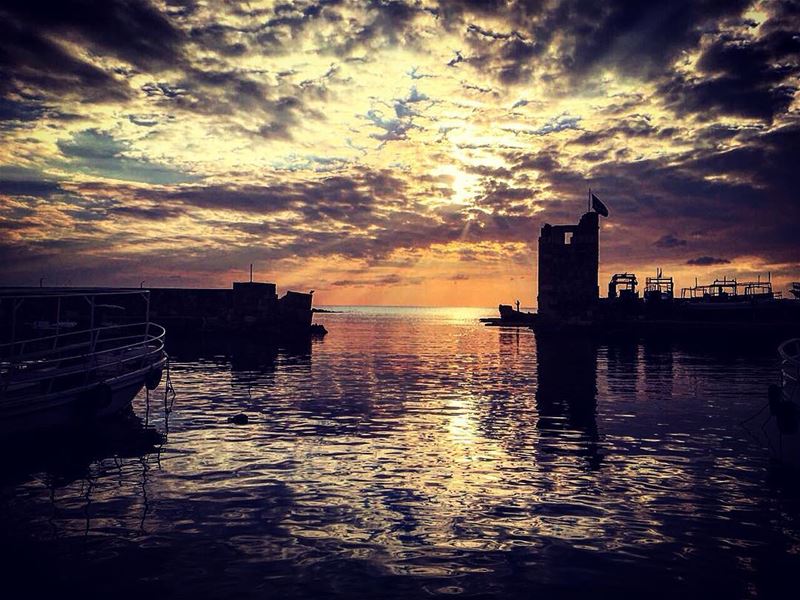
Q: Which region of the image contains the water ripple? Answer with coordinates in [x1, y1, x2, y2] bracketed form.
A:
[2, 307, 799, 598]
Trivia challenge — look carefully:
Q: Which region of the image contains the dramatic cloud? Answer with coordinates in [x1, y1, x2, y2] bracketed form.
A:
[654, 234, 688, 249]
[0, 0, 798, 305]
[687, 256, 731, 266]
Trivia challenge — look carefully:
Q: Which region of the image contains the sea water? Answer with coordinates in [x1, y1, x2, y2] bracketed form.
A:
[1, 307, 798, 599]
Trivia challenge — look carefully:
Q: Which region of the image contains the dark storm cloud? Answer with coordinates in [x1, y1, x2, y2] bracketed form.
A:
[0, 236, 160, 287]
[577, 122, 800, 265]
[437, 0, 756, 86]
[2, 0, 796, 127]
[499, 113, 800, 269]
[475, 181, 532, 213]
[137, 67, 328, 139]
[659, 65, 796, 123]
[687, 123, 800, 199]
[252, 0, 424, 57]
[571, 115, 657, 145]
[0, 0, 184, 70]
[0, 218, 36, 231]
[331, 273, 424, 287]
[654, 234, 688, 249]
[555, 0, 751, 79]
[0, 98, 45, 126]
[460, 24, 545, 84]
[0, 0, 188, 107]
[107, 205, 187, 221]
[463, 164, 512, 179]
[97, 168, 410, 231]
[255, 96, 321, 140]
[127, 183, 293, 214]
[188, 23, 249, 57]
[0, 179, 61, 197]
[1, 0, 351, 149]
[687, 256, 730, 266]
[0, 19, 131, 102]
[658, 6, 800, 122]
[0, 165, 63, 197]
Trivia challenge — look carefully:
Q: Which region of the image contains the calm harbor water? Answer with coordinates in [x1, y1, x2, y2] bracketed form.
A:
[2, 306, 799, 599]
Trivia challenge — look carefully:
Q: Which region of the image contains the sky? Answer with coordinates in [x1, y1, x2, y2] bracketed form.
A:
[1, 0, 798, 306]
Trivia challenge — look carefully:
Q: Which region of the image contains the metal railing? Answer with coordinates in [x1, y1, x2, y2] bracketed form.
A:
[0, 321, 166, 403]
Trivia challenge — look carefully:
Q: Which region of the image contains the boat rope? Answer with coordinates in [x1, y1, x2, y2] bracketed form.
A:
[163, 354, 176, 434]
[144, 354, 175, 432]
[145, 386, 150, 428]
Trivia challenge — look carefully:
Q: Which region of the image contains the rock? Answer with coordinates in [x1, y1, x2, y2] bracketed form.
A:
[227, 413, 249, 425]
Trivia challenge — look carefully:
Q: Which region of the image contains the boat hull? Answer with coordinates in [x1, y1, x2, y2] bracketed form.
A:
[0, 358, 165, 437]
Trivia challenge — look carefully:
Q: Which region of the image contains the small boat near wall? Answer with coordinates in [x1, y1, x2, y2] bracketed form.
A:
[0, 289, 166, 436]
[480, 302, 536, 326]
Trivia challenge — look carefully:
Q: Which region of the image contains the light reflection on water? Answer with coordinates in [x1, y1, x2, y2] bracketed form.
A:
[2, 306, 800, 598]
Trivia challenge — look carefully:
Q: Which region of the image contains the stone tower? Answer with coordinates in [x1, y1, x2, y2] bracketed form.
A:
[537, 211, 599, 321]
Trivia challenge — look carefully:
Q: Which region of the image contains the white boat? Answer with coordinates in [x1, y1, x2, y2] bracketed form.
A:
[0, 289, 166, 436]
[763, 338, 800, 467]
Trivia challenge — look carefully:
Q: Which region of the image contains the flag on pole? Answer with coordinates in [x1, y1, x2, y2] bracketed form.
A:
[591, 193, 609, 217]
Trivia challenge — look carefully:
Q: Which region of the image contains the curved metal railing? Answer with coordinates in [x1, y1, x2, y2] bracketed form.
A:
[0, 321, 166, 403]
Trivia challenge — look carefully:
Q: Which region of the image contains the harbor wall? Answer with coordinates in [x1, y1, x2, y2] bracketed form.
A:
[0, 282, 317, 344]
[148, 282, 313, 335]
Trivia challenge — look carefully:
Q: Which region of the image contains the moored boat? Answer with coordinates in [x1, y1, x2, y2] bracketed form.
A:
[480, 302, 537, 326]
[0, 289, 167, 436]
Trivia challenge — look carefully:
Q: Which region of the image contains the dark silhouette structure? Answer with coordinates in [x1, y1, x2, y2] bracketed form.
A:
[147, 281, 321, 337]
[608, 273, 638, 300]
[487, 203, 800, 338]
[537, 211, 599, 323]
